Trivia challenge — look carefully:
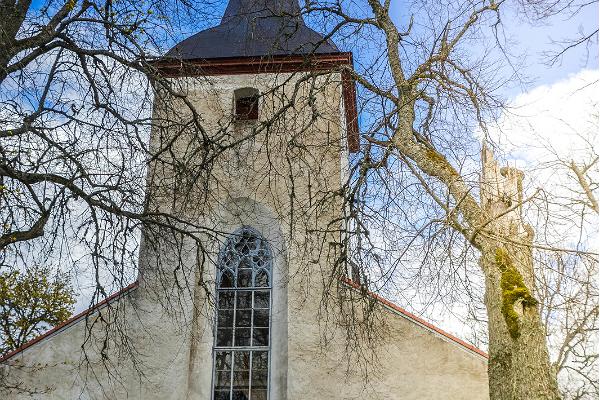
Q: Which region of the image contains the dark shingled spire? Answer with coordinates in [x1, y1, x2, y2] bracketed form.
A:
[165, 0, 339, 59]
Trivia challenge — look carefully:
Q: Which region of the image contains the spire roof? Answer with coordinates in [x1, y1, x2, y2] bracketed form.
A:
[165, 0, 339, 59]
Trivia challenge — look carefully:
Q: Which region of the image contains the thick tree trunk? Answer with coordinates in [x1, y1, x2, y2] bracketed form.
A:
[480, 147, 561, 400]
[481, 243, 560, 400]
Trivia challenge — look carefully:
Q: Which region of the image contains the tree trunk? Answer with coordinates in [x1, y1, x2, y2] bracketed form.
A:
[0, 0, 31, 83]
[481, 243, 560, 400]
[480, 147, 561, 400]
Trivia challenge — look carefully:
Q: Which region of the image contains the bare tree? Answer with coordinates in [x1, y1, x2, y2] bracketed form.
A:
[302, 1, 597, 399]
[532, 122, 598, 400]
[0, 3, 240, 391]
[0, 0, 229, 301]
[0, 1, 597, 399]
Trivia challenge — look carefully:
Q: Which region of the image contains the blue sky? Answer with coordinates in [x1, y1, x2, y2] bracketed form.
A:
[29, 0, 597, 93]
[492, 2, 598, 96]
[24, 0, 597, 326]
[384, 0, 598, 99]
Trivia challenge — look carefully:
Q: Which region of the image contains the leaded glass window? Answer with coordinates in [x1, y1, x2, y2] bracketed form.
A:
[213, 227, 272, 400]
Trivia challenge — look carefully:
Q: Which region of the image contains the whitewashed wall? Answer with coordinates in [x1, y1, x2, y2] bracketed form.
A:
[1, 71, 489, 400]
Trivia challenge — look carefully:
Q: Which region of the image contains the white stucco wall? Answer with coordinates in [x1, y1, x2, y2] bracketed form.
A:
[0, 69, 489, 400]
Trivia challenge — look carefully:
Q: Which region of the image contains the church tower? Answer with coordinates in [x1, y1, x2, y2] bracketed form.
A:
[146, 1, 359, 399]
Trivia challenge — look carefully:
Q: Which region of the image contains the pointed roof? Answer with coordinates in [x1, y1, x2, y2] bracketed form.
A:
[165, 0, 339, 59]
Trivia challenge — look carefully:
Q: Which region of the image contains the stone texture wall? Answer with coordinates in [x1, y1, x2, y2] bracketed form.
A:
[0, 70, 489, 400]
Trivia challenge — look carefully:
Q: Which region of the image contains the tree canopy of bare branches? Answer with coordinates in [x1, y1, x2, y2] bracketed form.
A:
[0, 1, 597, 399]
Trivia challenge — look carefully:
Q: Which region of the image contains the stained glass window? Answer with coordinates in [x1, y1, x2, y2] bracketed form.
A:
[213, 227, 271, 400]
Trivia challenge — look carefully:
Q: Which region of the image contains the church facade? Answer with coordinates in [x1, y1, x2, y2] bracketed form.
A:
[0, 1, 489, 399]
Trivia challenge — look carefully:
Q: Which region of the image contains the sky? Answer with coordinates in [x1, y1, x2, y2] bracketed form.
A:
[383, 0, 599, 344]
[28, 0, 597, 91]
[494, 2, 598, 95]
[489, 69, 597, 169]
[387, 0, 598, 96]
[402, 66, 598, 347]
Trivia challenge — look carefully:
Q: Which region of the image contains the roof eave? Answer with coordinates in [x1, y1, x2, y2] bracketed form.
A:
[0, 281, 140, 363]
[341, 277, 489, 359]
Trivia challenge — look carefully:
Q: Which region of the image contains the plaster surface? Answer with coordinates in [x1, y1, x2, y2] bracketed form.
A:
[1, 70, 489, 400]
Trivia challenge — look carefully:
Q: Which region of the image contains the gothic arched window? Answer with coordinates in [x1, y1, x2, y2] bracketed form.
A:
[213, 227, 272, 400]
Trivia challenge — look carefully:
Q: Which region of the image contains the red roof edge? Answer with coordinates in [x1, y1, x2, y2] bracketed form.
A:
[1, 278, 484, 364]
[0, 281, 140, 363]
[341, 277, 488, 359]
[149, 52, 355, 75]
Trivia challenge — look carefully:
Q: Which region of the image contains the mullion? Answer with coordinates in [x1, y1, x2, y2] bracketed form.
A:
[251, 290, 255, 346]
[249, 351, 253, 399]
[231, 290, 237, 400]
[233, 290, 238, 347]
[229, 350, 234, 400]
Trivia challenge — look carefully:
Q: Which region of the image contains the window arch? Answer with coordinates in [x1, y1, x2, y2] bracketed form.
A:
[213, 227, 272, 400]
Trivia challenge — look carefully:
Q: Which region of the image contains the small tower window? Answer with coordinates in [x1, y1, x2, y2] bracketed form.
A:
[234, 88, 259, 121]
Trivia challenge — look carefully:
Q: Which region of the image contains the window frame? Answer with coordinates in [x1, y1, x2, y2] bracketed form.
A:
[233, 88, 260, 122]
[211, 226, 273, 400]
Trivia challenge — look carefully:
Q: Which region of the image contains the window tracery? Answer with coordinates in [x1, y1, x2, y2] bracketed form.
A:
[213, 227, 272, 400]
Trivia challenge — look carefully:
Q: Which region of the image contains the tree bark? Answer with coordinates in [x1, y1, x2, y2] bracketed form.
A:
[0, 0, 32, 83]
[479, 147, 561, 400]
[481, 243, 561, 400]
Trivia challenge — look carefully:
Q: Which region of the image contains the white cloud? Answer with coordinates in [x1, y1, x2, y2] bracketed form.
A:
[419, 69, 599, 350]
[488, 70, 598, 396]
[490, 69, 598, 168]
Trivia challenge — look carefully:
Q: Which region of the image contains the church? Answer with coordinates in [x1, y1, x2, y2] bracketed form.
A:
[0, 1, 489, 399]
